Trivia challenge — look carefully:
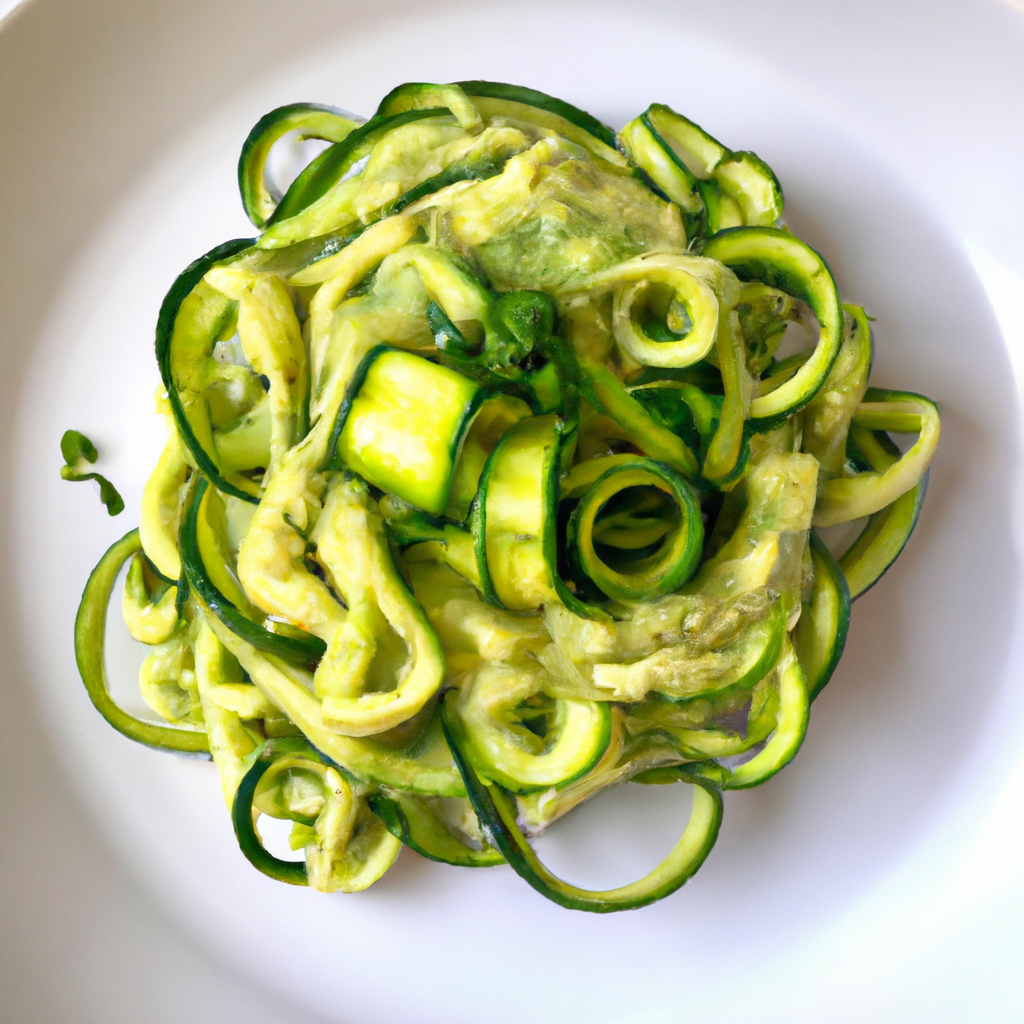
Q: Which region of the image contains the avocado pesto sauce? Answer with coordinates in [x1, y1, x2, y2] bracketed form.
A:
[72, 81, 939, 911]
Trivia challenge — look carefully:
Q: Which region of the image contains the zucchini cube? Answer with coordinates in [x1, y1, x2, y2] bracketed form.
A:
[337, 349, 480, 515]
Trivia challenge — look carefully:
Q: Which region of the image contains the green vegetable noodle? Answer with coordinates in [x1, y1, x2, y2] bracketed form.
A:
[71, 80, 939, 912]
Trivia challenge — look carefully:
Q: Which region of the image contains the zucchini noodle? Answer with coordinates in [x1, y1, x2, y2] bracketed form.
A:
[72, 80, 939, 912]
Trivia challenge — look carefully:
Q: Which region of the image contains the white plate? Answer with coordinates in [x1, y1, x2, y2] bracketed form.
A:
[3, 1, 1024, 1021]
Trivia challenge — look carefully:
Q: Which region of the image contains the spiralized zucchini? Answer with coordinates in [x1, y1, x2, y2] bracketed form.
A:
[73, 80, 939, 912]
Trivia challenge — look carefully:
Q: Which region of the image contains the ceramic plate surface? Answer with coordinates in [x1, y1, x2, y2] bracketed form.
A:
[3, 1, 1024, 1021]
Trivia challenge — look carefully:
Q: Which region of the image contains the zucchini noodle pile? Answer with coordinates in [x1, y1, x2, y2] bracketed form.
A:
[75, 81, 940, 912]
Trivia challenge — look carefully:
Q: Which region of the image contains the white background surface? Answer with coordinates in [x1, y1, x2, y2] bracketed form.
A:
[2, 1, 1024, 1021]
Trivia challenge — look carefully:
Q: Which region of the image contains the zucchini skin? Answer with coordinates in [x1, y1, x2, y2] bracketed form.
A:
[722, 638, 809, 790]
[579, 360, 701, 480]
[566, 457, 704, 602]
[427, 302, 535, 407]
[237, 102, 361, 229]
[626, 379, 751, 486]
[795, 530, 851, 700]
[619, 111, 706, 238]
[382, 153, 511, 217]
[472, 413, 605, 619]
[232, 740, 310, 886]
[442, 695, 723, 912]
[620, 104, 784, 240]
[231, 735, 405, 891]
[702, 226, 843, 430]
[376, 80, 618, 151]
[234, 738, 428, 889]
[815, 389, 939, 528]
[155, 237, 260, 505]
[75, 528, 209, 754]
[456, 80, 618, 150]
[267, 107, 449, 227]
[180, 476, 327, 669]
[368, 790, 505, 867]
[329, 346, 483, 516]
[839, 429, 929, 599]
[452, 665, 613, 794]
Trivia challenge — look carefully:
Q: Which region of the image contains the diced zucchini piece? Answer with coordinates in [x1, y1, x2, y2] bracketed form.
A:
[335, 348, 481, 516]
[474, 413, 602, 618]
[445, 393, 532, 522]
[477, 414, 562, 610]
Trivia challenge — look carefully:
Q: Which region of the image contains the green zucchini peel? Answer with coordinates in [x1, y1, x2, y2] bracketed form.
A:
[75, 529, 209, 754]
[233, 737, 401, 891]
[442, 695, 723, 913]
[238, 102, 362, 229]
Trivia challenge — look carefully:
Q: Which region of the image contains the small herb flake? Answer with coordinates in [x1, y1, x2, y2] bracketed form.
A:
[60, 429, 124, 516]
